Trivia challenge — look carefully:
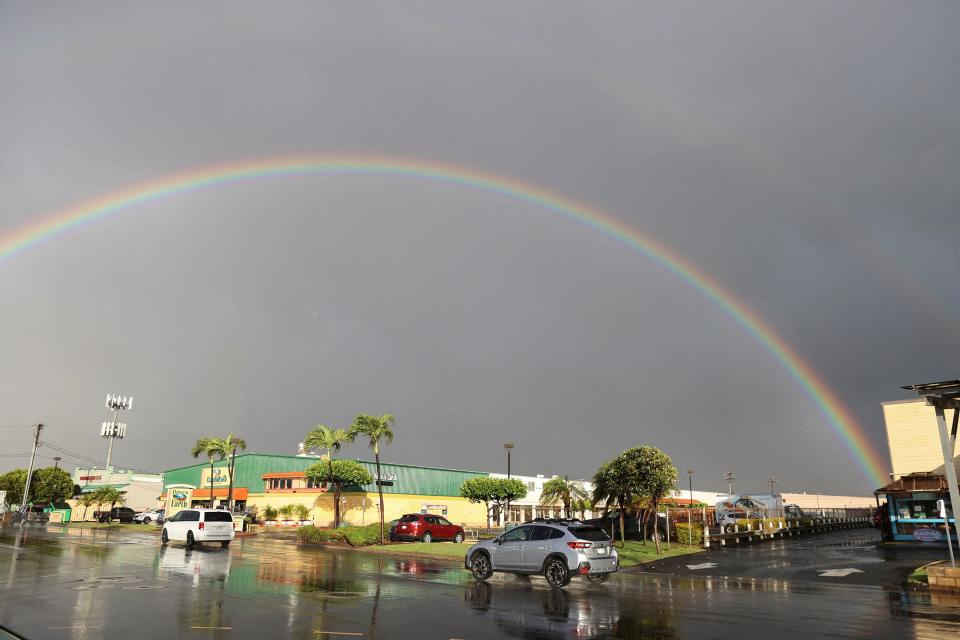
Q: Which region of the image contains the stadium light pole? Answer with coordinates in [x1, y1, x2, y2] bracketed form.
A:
[103, 394, 133, 470]
[724, 471, 736, 497]
[687, 470, 694, 548]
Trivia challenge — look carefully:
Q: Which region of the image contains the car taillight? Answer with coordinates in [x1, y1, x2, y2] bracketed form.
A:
[567, 541, 591, 549]
[199, 522, 205, 530]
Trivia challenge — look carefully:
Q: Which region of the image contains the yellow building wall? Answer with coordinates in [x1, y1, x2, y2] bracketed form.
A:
[245, 491, 488, 527]
[882, 399, 956, 480]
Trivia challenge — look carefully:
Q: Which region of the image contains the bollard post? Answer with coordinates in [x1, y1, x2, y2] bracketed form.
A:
[703, 523, 710, 548]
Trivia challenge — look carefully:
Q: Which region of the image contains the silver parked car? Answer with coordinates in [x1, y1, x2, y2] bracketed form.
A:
[464, 521, 619, 589]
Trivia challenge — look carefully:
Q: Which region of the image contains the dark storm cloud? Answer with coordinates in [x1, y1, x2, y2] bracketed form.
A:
[2, 1, 959, 494]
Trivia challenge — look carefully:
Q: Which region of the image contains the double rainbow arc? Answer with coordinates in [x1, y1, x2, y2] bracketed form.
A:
[0, 155, 889, 486]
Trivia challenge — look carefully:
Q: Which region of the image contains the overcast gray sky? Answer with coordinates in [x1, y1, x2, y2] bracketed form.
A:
[2, 2, 958, 495]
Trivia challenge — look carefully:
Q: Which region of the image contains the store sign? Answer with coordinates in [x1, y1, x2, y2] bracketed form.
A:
[49, 512, 64, 523]
[421, 504, 448, 516]
[913, 527, 942, 542]
[79, 476, 102, 481]
[164, 485, 195, 519]
[200, 467, 230, 487]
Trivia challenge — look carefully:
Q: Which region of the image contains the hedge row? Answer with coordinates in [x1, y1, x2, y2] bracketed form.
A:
[672, 522, 703, 546]
[297, 523, 383, 547]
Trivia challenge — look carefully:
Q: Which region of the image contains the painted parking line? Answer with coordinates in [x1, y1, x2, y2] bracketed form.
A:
[817, 568, 864, 577]
[191, 626, 232, 630]
[314, 632, 363, 637]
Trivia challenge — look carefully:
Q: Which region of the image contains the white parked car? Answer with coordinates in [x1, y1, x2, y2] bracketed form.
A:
[161, 509, 235, 549]
[134, 508, 165, 524]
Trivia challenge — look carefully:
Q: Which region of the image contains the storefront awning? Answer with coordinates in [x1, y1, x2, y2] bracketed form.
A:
[80, 483, 129, 494]
[188, 488, 248, 500]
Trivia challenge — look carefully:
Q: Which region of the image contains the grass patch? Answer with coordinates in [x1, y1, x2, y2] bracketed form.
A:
[615, 540, 703, 567]
[907, 566, 929, 585]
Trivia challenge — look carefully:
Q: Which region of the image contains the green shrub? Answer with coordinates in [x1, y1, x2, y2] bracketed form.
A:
[343, 523, 382, 547]
[673, 522, 703, 546]
[262, 505, 278, 521]
[297, 525, 345, 544]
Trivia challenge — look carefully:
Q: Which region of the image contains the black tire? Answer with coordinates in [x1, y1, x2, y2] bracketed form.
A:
[586, 573, 610, 584]
[470, 552, 493, 581]
[421, 532, 432, 543]
[161, 529, 169, 545]
[649, 528, 665, 543]
[143, 517, 151, 525]
[220, 541, 230, 548]
[186, 531, 195, 549]
[543, 557, 571, 589]
[454, 532, 464, 544]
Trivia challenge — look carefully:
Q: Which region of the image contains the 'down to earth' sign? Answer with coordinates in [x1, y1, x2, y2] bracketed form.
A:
[164, 485, 195, 519]
[912, 527, 942, 542]
[200, 467, 230, 487]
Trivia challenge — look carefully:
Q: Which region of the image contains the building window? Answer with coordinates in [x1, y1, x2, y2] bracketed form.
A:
[527, 482, 535, 491]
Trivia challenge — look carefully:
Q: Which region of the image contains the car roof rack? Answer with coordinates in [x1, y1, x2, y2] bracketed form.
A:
[524, 517, 582, 524]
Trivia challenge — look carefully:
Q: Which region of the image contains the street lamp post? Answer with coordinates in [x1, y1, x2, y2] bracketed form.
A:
[503, 443, 514, 526]
[767, 475, 780, 520]
[687, 470, 694, 548]
[724, 471, 736, 497]
[102, 394, 133, 470]
[53, 456, 62, 472]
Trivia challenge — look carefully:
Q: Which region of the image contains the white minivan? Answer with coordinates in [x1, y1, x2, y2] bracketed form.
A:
[161, 509, 235, 548]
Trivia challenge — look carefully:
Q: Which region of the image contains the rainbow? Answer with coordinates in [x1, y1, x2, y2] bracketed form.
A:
[0, 154, 888, 486]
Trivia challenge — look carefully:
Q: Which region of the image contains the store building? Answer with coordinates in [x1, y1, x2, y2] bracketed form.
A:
[68, 466, 164, 517]
[161, 453, 490, 527]
[488, 473, 597, 525]
[879, 397, 959, 541]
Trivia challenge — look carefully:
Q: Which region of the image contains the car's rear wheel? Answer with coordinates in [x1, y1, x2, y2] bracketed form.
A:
[454, 532, 464, 544]
[421, 532, 432, 543]
[161, 529, 169, 545]
[470, 552, 493, 581]
[649, 529, 665, 543]
[586, 573, 610, 584]
[186, 531, 195, 549]
[220, 541, 230, 548]
[544, 557, 571, 589]
[143, 517, 151, 524]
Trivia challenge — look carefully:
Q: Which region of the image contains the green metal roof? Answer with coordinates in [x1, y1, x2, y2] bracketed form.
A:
[162, 453, 486, 497]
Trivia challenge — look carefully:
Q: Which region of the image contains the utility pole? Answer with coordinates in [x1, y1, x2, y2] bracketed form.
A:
[503, 443, 514, 526]
[768, 475, 779, 519]
[20, 423, 43, 523]
[687, 470, 694, 548]
[724, 471, 736, 497]
[103, 394, 133, 470]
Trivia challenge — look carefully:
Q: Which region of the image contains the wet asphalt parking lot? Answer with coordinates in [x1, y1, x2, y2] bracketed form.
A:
[1, 526, 958, 639]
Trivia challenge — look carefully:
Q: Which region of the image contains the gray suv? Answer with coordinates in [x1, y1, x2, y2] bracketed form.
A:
[465, 521, 619, 589]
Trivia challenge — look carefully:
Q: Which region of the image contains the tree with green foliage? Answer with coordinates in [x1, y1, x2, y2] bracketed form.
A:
[0, 469, 28, 507]
[571, 497, 592, 520]
[460, 477, 528, 527]
[630, 445, 677, 554]
[304, 460, 374, 529]
[539, 476, 589, 519]
[191, 437, 227, 506]
[79, 492, 98, 522]
[592, 459, 635, 548]
[92, 487, 125, 520]
[219, 433, 247, 512]
[293, 503, 311, 522]
[348, 413, 395, 544]
[31, 467, 75, 504]
[594, 446, 678, 553]
[305, 424, 350, 524]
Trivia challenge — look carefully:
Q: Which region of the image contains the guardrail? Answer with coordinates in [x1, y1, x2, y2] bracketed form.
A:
[702, 517, 871, 548]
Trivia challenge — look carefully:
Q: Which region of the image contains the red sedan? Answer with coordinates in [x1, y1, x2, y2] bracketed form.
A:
[393, 513, 465, 543]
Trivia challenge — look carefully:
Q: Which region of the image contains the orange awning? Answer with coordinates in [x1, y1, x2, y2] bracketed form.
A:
[262, 471, 306, 479]
[191, 488, 248, 500]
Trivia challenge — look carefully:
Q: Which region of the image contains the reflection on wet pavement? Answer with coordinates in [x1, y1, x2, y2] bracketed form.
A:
[1, 527, 959, 639]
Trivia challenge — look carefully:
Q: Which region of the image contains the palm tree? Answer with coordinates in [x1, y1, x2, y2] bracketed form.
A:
[592, 461, 634, 548]
[305, 424, 350, 525]
[539, 476, 589, 519]
[220, 433, 247, 512]
[349, 413, 395, 545]
[191, 437, 227, 507]
[79, 492, 97, 522]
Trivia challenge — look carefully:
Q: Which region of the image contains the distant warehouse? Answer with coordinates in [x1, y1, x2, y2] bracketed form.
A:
[160, 452, 490, 527]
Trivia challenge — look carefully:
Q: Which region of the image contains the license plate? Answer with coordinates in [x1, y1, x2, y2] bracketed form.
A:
[596, 546, 608, 555]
